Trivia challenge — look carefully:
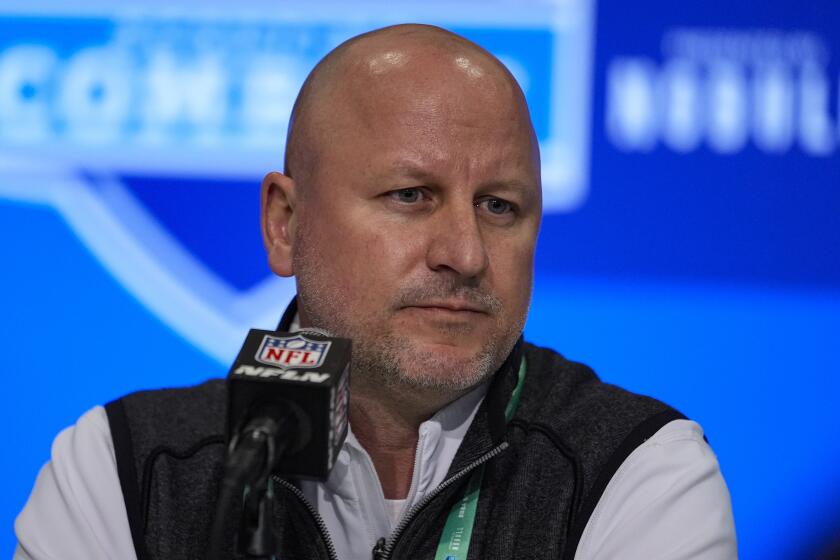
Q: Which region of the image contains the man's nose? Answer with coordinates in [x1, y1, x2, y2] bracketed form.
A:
[426, 201, 489, 279]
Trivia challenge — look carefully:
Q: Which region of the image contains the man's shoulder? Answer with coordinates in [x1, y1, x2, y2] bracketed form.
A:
[517, 341, 683, 457]
[520, 341, 675, 416]
[116, 377, 226, 407]
[510, 343, 695, 555]
[107, 378, 227, 459]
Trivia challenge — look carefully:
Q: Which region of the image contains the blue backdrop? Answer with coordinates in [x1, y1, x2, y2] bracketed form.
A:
[2, 1, 838, 558]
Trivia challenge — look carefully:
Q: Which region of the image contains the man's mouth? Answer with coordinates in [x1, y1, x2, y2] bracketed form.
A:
[402, 299, 490, 315]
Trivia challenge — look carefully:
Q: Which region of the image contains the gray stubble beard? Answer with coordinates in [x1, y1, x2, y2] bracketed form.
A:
[292, 228, 526, 399]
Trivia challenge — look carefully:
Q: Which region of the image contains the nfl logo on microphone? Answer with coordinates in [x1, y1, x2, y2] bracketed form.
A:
[256, 334, 332, 369]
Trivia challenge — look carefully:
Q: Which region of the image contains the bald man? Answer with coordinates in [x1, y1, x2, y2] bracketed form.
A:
[16, 25, 736, 560]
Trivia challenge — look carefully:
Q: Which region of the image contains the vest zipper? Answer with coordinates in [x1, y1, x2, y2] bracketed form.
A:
[371, 537, 387, 559]
[273, 477, 339, 560]
[376, 441, 509, 560]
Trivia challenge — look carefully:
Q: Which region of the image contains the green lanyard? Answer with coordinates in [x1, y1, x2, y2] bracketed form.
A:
[434, 357, 526, 560]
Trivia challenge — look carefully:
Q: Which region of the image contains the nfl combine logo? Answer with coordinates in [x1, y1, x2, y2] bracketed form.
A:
[256, 334, 331, 369]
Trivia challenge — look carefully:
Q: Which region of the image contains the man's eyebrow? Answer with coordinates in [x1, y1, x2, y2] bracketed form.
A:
[382, 161, 540, 203]
[477, 179, 540, 205]
[389, 163, 536, 189]
[478, 179, 535, 193]
[387, 161, 437, 182]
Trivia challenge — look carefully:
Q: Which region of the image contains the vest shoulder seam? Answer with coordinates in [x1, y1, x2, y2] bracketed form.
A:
[561, 408, 687, 560]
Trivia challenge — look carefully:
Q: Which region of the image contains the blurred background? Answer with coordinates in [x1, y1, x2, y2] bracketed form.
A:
[2, 0, 838, 557]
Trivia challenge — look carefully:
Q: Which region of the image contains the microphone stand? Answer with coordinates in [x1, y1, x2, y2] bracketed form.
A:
[206, 415, 293, 560]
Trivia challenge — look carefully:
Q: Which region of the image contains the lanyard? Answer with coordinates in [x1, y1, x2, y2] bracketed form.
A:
[434, 357, 526, 560]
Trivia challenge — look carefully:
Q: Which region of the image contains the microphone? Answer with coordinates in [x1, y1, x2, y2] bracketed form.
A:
[226, 327, 351, 480]
[207, 328, 351, 560]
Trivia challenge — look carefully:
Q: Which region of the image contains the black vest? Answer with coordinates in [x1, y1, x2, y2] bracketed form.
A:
[107, 334, 683, 560]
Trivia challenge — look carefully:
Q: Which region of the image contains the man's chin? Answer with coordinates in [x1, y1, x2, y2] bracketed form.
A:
[388, 341, 497, 393]
[348, 325, 511, 395]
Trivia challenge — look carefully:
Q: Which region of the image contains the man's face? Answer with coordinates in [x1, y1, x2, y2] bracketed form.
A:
[287, 49, 541, 394]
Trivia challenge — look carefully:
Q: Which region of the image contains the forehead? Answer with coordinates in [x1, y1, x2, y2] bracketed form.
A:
[348, 43, 520, 120]
[309, 46, 538, 179]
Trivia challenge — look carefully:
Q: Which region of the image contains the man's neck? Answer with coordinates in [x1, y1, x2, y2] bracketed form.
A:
[349, 381, 466, 499]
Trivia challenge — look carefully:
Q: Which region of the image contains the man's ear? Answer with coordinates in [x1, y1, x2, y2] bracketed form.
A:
[261, 171, 297, 277]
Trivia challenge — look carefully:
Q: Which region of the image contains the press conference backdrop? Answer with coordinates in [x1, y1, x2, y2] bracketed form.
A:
[2, 0, 838, 557]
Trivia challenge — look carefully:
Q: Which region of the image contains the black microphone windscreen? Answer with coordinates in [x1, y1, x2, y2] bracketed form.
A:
[226, 328, 351, 480]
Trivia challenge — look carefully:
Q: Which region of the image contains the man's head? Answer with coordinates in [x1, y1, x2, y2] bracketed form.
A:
[261, 24, 541, 403]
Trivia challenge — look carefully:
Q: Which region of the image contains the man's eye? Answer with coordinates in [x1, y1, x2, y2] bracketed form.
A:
[390, 188, 422, 203]
[477, 198, 514, 215]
